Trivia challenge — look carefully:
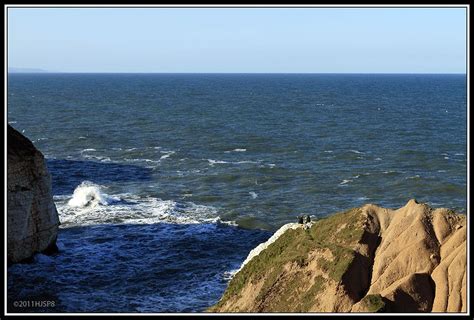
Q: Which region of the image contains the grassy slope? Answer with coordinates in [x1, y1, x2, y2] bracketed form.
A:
[210, 207, 366, 312]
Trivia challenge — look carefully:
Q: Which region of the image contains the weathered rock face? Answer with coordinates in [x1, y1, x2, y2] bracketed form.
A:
[210, 199, 466, 313]
[7, 125, 60, 264]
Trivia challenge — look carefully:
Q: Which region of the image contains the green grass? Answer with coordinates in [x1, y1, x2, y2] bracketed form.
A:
[359, 294, 385, 312]
[211, 207, 366, 311]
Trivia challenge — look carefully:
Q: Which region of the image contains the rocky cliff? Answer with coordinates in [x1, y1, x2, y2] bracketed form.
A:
[7, 125, 60, 264]
[210, 199, 466, 313]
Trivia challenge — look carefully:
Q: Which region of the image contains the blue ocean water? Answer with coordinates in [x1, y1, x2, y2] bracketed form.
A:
[7, 73, 467, 312]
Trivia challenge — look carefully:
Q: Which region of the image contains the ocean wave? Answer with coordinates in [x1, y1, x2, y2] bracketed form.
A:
[159, 151, 175, 160]
[207, 159, 261, 166]
[249, 192, 258, 199]
[208, 159, 229, 165]
[56, 182, 235, 228]
[82, 154, 112, 162]
[349, 150, 364, 154]
[67, 181, 121, 207]
[339, 179, 352, 186]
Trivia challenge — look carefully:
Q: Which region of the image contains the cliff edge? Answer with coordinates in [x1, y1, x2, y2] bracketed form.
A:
[209, 199, 466, 313]
[7, 125, 60, 263]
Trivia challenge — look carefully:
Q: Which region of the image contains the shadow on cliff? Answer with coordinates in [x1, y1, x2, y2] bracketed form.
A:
[46, 159, 154, 195]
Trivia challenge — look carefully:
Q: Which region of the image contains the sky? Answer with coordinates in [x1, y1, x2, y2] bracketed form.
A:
[7, 7, 468, 73]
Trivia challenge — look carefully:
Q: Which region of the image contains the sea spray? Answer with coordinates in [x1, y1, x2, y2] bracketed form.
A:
[67, 181, 119, 207]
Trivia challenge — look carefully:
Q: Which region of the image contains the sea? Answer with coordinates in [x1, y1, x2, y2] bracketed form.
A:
[7, 73, 467, 312]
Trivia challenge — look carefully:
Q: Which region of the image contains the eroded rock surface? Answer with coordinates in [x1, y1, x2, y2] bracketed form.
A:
[210, 199, 466, 313]
[7, 125, 60, 263]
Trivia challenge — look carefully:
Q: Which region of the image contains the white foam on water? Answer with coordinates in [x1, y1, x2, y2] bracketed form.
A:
[81, 148, 96, 152]
[349, 150, 364, 154]
[208, 159, 229, 166]
[67, 181, 120, 208]
[375, 157, 382, 161]
[57, 181, 234, 228]
[455, 153, 465, 156]
[339, 179, 352, 186]
[207, 159, 261, 166]
[249, 192, 258, 199]
[444, 156, 450, 160]
[323, 150, 333, 153]
[236, 160, 260, 164]
[82, 154, 112, 162]
[159, 151, 175, 160]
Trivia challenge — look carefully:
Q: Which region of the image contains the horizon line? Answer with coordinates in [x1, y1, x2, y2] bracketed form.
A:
[7, 71, 467, 75]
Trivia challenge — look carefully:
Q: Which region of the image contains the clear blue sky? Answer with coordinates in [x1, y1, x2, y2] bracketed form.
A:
[7, 7, 467, 73]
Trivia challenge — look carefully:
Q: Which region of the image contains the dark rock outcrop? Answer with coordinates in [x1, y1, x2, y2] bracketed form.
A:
[7, 125, 60, 263]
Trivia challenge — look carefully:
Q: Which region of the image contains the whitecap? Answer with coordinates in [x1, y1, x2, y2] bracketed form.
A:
[249, 192, 258, 199]
[56, 185, 235, 228]
[67, 181, 120, 208]
[81, 148, 96, 152]
[235, 160, 260, 164]
[349, 150, 364, 154]
[82, 154, 111, 162]
[323, 150, 333, 153]
[339, 179, 352, 185]
[208, 159, 229, 166]
[160, 151, 175, 160]
[375, 157, 382, 161]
